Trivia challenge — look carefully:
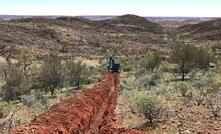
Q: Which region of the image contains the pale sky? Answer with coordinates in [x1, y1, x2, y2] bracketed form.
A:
[0, 0, 221, 17]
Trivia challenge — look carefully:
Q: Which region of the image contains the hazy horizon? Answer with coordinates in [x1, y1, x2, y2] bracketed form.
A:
[0, 14, 218, 18]
[0, 0, 221, 17]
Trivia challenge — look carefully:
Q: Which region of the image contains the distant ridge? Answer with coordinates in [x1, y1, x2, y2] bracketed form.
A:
[0, 15, 217, 21]
[0, 14, 166, 58]
[95, 14, 164, 33]
[180, 18, 221, 40]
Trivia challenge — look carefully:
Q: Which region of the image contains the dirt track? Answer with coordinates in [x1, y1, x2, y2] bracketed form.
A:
[12, 73, 147, 134]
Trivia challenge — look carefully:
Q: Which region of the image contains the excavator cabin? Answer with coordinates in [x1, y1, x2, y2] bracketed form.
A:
[107, 56, 121, 73]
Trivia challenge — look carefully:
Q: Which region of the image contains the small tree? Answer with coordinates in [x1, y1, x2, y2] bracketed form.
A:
[195, 47, 214, 69]
[170, 43, 214, 81]
[169, 32, 214, 81]
[16, 48, 38, 80]
[1, 48, 37, 101]
[39, 53, 62, 95]
[64, 60, 89, 89]
[1, 65, 30, 101]
[141, 51, 161, 72]
[137, 96, 164, 126]
[170, 43, 195, 81]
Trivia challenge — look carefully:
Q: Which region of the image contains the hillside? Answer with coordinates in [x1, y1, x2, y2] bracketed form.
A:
[179, 18, 221, 40]
[96, 14, 164, 34]
[0, 15, 166, 59]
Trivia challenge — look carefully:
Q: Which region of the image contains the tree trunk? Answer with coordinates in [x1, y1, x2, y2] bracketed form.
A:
[181, 62, 185, 81]
[181, 72, 185, 81]
[50, 89, 55, 96]
[149, 116, 153, 126]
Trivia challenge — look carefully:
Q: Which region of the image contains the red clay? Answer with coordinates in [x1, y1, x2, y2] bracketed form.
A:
[12, 73, 147, 134]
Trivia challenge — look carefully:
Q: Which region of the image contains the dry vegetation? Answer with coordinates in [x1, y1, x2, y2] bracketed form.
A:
[0, 14, 166, 60]
[0, 14, 221, 133]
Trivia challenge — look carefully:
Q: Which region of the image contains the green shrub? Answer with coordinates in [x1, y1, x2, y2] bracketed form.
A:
[122, 64, 133, 72]
[141, 51, 161, 72]
[0, 100, 14, 119]
[192, 72, 221, 115]
[137, 96, 164, 126]
[195, 47, 215, 69]
[0, 101, 8, 118]
[0, 48, 39, 101]
[64, 60, 90, 89]
[39, 53, 62, 95]
[20, 91, 49, 114]
[159, 61, 177, 73]
[122, 61, 137, 72]
[192, 72, 220, 104]
[58, 34, 69, 53]
[94, 64, 107, 74]
[175, 82, 191, 97]
[206, 93, 221, 117]
[1, 65, 31, 101]
[16, 48, 38, 80]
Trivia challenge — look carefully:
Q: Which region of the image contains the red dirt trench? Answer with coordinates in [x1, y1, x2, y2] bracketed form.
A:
[12, 73, 147, 134]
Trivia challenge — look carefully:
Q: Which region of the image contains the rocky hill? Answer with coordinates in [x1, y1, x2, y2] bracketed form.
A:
[179, 18, 221, 40]
[96, 14, 164, 34]
[0, 15, 166, 59]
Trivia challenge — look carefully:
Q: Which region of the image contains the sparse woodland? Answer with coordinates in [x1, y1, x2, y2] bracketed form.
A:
[0, 15, 221, 133]
[117, 31, 221, 133]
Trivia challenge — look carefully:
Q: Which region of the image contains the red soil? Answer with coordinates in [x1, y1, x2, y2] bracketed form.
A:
[12, 73, 147, 134]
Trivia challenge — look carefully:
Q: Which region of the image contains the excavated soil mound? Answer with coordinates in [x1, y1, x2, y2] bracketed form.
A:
[12, 73, 147, 134]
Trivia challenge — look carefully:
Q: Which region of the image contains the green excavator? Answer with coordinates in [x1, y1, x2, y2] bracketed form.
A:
[107, 56, 121, 73]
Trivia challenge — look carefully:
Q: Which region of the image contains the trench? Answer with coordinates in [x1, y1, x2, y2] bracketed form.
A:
[12, 73, 147, 134]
